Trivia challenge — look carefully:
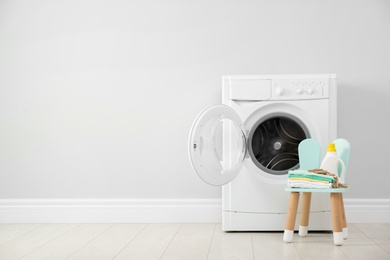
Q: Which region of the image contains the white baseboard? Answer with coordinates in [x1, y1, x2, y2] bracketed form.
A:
[344, 198, 390, 223]
[0, 198, 389, 223]
[0, 199, 222, 223]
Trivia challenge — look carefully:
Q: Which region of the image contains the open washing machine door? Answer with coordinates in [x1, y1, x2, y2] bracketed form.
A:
[188, 105, 247, 186]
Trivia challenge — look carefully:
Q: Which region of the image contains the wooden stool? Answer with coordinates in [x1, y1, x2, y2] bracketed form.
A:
[283, 188, 348, 246]
[283, 138, 350, 246]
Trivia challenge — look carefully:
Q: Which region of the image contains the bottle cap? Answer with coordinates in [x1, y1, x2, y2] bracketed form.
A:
[327, 143, 336, 152]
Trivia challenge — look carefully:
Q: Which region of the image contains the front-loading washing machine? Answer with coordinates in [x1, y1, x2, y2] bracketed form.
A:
[189, 74, 337, 231]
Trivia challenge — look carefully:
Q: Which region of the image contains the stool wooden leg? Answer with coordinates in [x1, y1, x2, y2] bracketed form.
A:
[299, 192, 311, 237]
[330, 193, 343, 245]
[283, 192, 300, 243]
[339, 193, 348, 239]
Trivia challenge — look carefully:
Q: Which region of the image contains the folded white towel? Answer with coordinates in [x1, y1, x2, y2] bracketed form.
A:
[287, 180, 332, 189]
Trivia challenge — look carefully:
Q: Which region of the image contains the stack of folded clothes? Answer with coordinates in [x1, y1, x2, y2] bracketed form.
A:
[287, 169, 335, 189]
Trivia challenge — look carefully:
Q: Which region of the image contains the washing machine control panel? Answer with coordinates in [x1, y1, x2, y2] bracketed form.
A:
[271, 78, 330, 100]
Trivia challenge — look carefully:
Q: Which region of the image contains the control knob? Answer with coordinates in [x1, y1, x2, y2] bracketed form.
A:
[306, 88, 314, 95]
[276, 87, 285, 96]
[296, 88, 303, 95]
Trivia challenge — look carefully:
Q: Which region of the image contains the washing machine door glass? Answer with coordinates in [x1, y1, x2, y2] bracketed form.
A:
[249, 115, 308, 175]
[188, 105, 246, 186]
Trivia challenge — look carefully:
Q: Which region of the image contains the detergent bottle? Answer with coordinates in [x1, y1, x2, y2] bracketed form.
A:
[320, 143, 346, 183]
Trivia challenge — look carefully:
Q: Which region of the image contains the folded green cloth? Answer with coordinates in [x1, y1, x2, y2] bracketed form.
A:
[288, 170, 334, 183]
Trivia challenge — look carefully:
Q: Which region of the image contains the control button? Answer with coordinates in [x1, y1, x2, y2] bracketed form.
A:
[306, 88, 314, 95]
[296, 88, 303, 95]
[276, 87, 285, 96]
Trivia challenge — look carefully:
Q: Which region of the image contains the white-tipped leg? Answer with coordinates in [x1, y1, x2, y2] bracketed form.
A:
[342, 227, 349, 239]
[333, 232, 344, 246]
[283, 230, 294, 243]
[298, 225, 308, 237]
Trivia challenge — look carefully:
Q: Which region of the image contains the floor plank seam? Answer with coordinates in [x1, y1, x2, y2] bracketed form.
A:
[250, 233, 255, 260]
[205, 223, 216, 260]
[0, 223, 42, 247]
[352, 223, 388, 252]
[64, 223, 114, 260]
[159, 223, 182, 260]
[18, 223, 81, 260]
[111, 223, 149, 260]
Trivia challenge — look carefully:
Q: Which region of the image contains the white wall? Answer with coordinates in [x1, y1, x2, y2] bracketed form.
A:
[1, 0, 390, 201]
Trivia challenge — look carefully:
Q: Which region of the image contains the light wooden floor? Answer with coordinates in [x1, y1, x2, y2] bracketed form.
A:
[0, 223, 389, 259]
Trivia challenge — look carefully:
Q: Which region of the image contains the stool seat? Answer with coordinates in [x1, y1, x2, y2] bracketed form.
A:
[285, 187, 348, 193]
[283, 139, 350, 246]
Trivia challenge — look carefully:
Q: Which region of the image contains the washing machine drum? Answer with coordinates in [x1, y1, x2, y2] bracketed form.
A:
[248, 116, 308, 175]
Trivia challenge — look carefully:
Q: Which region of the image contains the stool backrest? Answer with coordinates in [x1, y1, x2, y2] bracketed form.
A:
[333, 138, 351, 181]
[298, 139, 321, 170]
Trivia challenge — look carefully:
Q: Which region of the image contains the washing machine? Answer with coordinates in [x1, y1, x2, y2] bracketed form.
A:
[189, 74, 337, 231]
